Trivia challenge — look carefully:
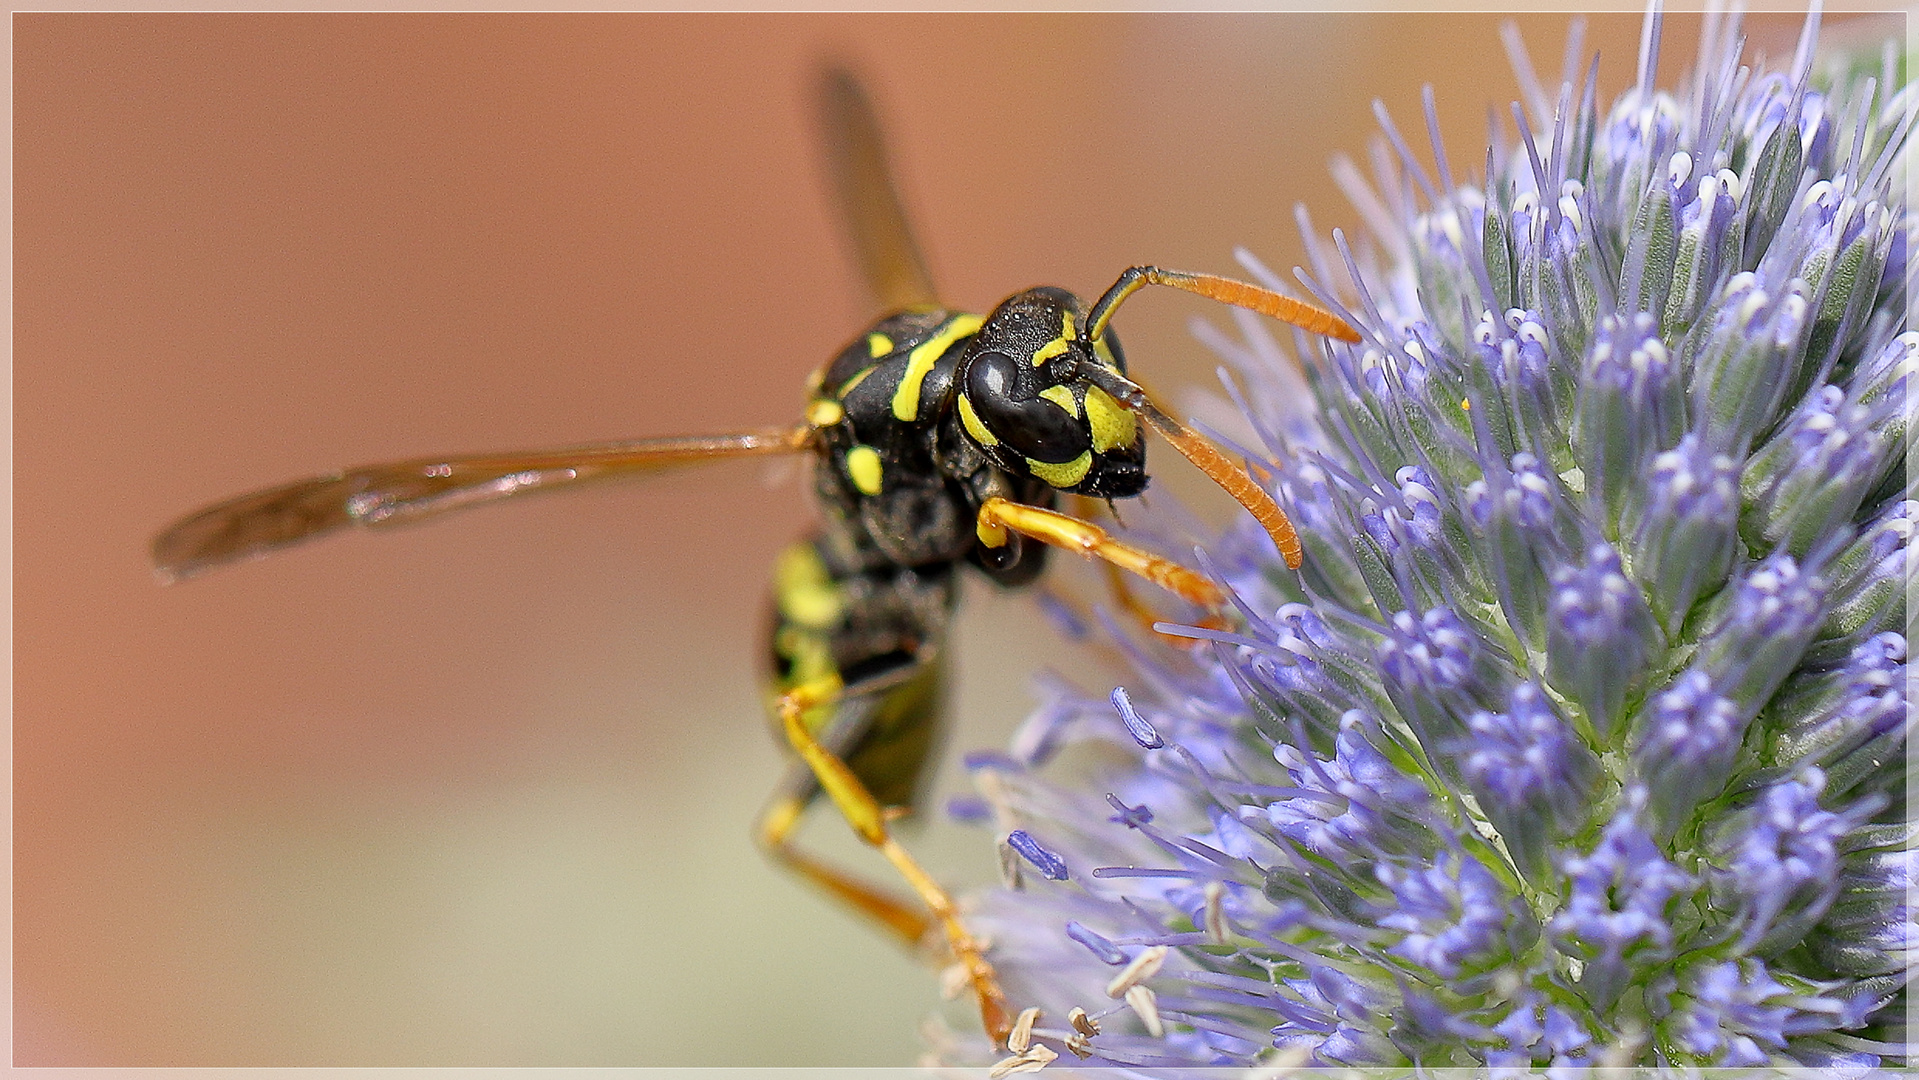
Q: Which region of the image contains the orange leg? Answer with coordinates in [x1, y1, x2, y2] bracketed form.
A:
[774, 678, 1014, 1048]
[755, 794, 930, 946]
[977, 497, 1227, 610]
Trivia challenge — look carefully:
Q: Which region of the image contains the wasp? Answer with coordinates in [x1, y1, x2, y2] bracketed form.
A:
[151, 68, 1360, 1049]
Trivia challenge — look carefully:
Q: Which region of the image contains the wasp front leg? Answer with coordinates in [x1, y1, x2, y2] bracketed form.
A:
[976, 497, 1226, 612]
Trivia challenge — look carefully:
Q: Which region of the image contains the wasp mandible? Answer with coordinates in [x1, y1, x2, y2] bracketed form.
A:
[152, 68, 1360, 1049]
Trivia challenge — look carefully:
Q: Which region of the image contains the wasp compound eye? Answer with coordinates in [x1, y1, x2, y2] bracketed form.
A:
[964, 349, 1091, 464]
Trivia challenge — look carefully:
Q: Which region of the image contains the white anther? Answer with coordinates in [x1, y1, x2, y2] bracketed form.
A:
[1104, 944, 1168, 998]
[1668, 150, 1694, 187]
[1559, 193, 1584, 233]
[1203, 881, 1229, 944]
[1068, 1006, 1099, 1037]
[1007, 1007, 1041, 1054]
[988, 1042, 1058, 1077]
[1125, 984, 1165, 1038]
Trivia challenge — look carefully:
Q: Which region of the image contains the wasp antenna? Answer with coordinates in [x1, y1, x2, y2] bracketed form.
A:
[1078, 266, 1362, 347]
[1077, 364, 1304, 569]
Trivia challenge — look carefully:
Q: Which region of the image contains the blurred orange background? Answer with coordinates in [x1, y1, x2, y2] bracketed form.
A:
[18, 12, 1814, 1066]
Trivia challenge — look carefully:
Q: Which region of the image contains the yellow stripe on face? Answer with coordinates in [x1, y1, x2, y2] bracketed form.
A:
[1084, 383, 1137, 452]
[867, 332, 893, 358]
[1028, 309, 1079, 367]
[1093, 335, 1120, 371]
[1037, 384, 1079, 417]
[1030, 335, 1071, 367]
[1026, 450, 1092, 488]
[805, 398, 844, 428]
[958, 392, 997, 447]
[846, 444, 884, 495]
[892, 313, 985, 422]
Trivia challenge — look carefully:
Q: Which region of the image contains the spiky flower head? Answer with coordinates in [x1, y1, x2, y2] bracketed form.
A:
[944, 8, 1912, 1072]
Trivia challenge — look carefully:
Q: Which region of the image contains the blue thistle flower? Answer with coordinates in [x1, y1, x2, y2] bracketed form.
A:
[946, 7, 1913, 1072]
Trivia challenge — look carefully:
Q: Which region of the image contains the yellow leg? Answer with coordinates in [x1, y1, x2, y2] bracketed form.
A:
[776, 678, 1014, 1048]
[977, 497, 1226, 610]
[756, 794, 931, 946]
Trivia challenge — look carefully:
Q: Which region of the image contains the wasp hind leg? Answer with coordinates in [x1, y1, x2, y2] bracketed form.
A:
[766, 676, 1014, 1047]
[755, 790, 930, 946]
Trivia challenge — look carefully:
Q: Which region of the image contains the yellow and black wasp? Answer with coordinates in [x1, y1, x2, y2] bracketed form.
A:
[151, 68, 1359, 1048]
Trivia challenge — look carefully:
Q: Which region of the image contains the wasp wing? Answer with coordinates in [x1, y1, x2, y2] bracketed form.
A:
[153, 426, 814, 582]
[817, 67, 940, 313]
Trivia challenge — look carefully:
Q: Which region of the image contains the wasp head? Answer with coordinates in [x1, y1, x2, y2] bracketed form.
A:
[955, 287, 1146, 499]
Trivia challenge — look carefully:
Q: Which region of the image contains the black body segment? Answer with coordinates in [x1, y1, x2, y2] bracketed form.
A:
[805, 308, 1059, 587]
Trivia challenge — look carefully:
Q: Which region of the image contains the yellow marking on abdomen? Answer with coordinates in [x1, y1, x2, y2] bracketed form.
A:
[775, 543, 844, 629]
[1027, 451, 1093, 488]
[1084, 383, 1137, 452]
[1038, 384, 1079, 417]
[892, 314, 984, 422]
[806, 398, 845, 428]
[958, 392, 997, 447]
[847, 444, 885, 495]
[867, 332, 893, 358]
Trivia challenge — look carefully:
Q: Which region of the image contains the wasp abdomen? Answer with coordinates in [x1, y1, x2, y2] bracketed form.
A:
[768, 537, 954, 810]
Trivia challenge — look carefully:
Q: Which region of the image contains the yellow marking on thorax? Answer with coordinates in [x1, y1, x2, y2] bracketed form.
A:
[1027, 450, 1093, 488]
[958, 392, 997, 446]
[1084, 383, 1137, 452]
[805, 398, 845, 428]
[1037, 384, 1079, 417]
[867, 332, 893, 358]
[846, 444, 885, 495]
[775, 543, 844, 629]
[837, 364, 877, 398]
[892, 314, 984, 422]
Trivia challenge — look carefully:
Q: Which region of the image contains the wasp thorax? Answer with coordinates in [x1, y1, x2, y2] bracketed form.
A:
[956, 288, 1145, 498]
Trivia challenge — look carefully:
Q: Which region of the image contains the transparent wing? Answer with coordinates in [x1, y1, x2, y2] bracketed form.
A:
[817, 66, 940, 313]
[153, 426, 815, 582]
